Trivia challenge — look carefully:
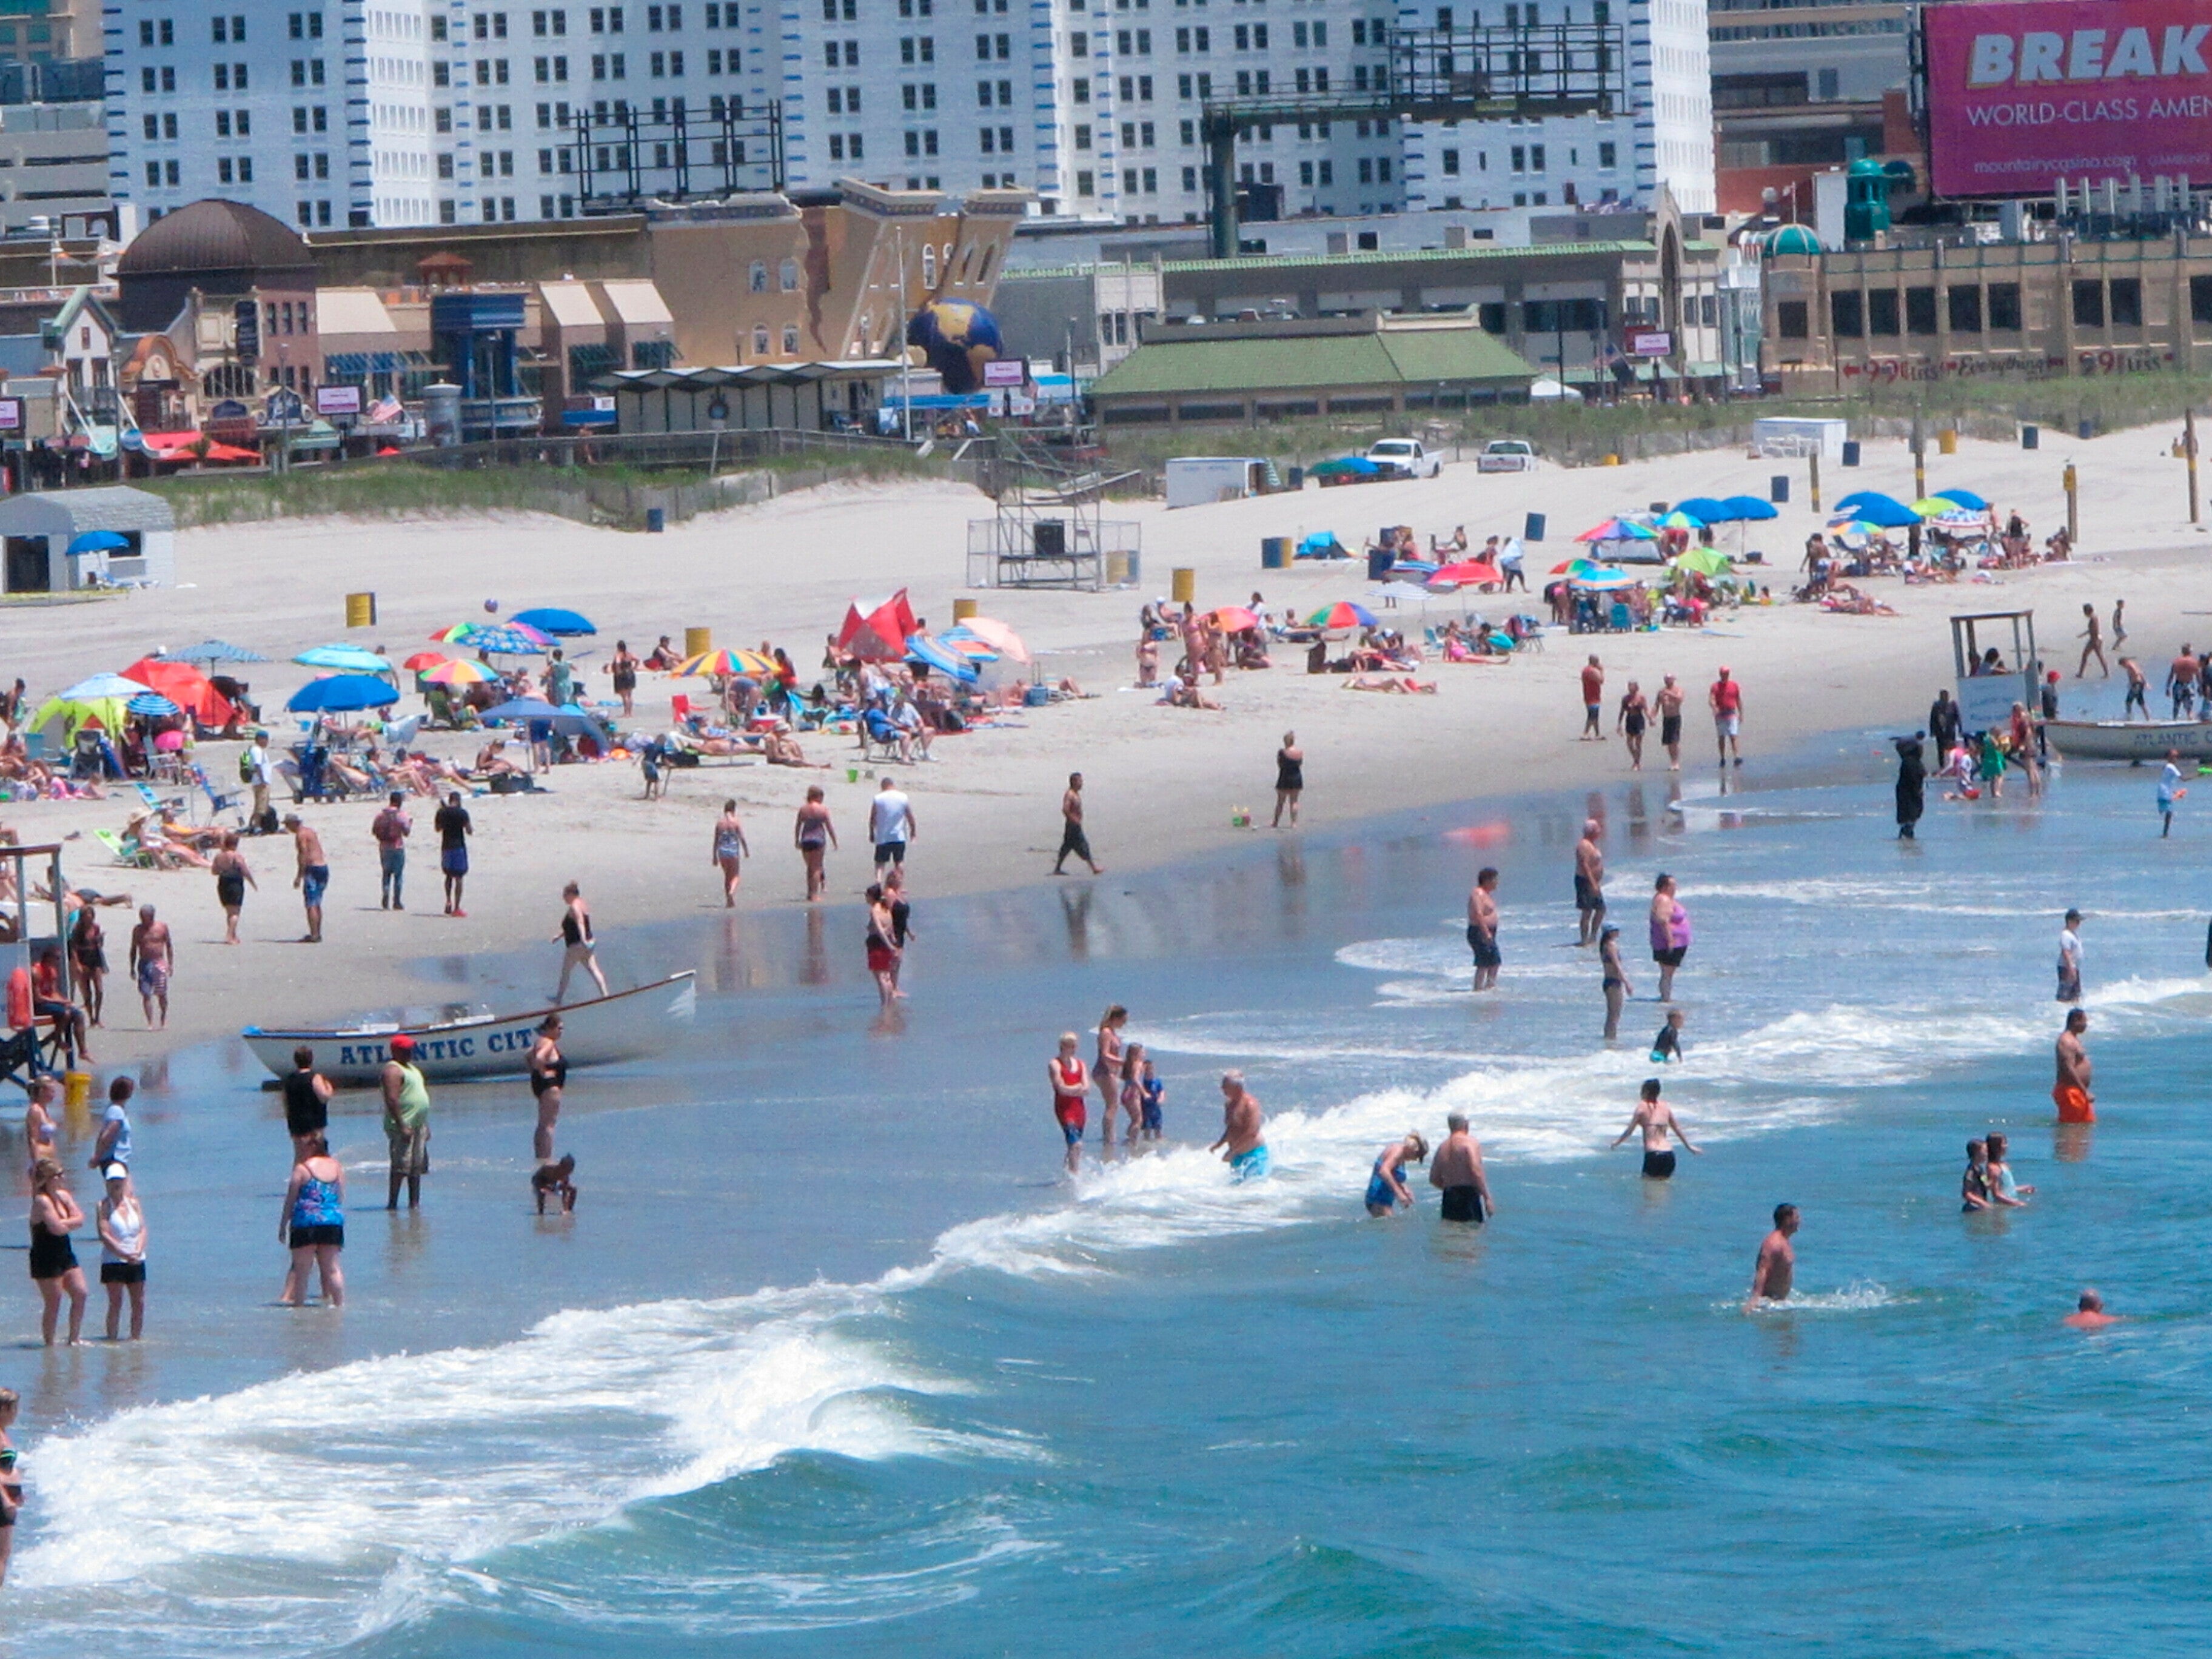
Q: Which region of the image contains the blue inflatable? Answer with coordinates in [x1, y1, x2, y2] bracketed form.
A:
[907, 298, 1004, 395]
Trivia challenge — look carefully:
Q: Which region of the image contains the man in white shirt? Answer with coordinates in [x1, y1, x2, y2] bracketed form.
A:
[1498, 535, 1526, 592]
[868, 777, 916, 874]
[247, 730, 277, 825]
[2056, 908, 2083, 1004]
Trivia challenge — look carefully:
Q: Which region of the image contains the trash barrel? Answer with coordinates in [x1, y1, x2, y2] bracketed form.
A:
[1840, 440, 1861, 468]
[1261, 536, 1290, 569]
[344, 591, 377, 628]
[1523, 511, 1546, 542]
[2077, 418, 2095, 441]
[1770, 474, 1790, 504]
[1938, 428, 1957, 455]
[685, 626, 712, 657]
[646, 506, 666, 533]
[2022, 424, 2040, 450]
[1286, 466, 1304, 489]
[952, 598, 979, 622]
[1171, 566, 1196, 605]
[1367, 545, 1394, 580]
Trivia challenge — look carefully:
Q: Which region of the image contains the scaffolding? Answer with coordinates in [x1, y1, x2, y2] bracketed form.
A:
[570, 100, 786, 212]
[0, 841, 73, 1096]
[967, 437, 1141, 592]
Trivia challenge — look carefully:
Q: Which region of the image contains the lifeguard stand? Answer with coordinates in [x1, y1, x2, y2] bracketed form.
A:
[1950, 609, 2040, 734]
[0, 840, 73, 1095]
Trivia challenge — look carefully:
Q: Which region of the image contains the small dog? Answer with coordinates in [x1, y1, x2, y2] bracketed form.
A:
[531, 1154, 578, 1215]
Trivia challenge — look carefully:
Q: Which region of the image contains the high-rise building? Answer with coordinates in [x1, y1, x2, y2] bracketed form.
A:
[103, 0, 1704, 230]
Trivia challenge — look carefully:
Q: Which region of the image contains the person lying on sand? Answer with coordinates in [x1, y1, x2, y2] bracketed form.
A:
[1345, 674, 1438, 694]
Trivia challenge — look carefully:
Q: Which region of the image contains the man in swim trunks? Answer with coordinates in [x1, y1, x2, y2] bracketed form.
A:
[1212, 1070, 1268, 1180]
[1049, 1033, 1089, 1173]
[1611, 1078, 1701, 1178]
[1579, 655, 1604, 741]
[127, 903, 172, 1030]
[286, 815, 328, 943]
[1574, 819, 1606, 946]
[2053, 1008, 2094, 1123]
[1655, 675, 1686, 771]
[1466, 866, 1501, 992]
[1744, 1204, 1798, 1311]
[2056, 909, 2083, 1003]
[1429, 1111, 1494, 1222]
[1709, 666, 1744, 768]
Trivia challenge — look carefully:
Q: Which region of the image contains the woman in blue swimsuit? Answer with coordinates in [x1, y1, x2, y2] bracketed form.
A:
[1364, 1132, 1429, 1216]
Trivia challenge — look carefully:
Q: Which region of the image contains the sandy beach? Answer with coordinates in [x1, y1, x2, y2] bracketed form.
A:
[12, 424, 2207, 1062]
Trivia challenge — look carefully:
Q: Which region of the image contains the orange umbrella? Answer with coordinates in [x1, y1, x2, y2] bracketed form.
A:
[118, 657, 235, 727]
[1207, 605, 1261, 631]
[403, 651, 451, 671]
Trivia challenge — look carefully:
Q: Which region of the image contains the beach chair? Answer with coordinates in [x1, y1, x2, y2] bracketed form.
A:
[858, 709, 905, 764]
[188, 762, 242, 825]
[95, 828, 151, 869]
[1607, 601, 1634, 632]
[133, 779, 187, 820]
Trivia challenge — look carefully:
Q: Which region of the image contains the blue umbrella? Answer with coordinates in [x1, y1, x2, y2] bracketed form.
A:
[67, 531, 130, 555]
[126, 692, 180, 717]
[511, 608, 597, 637]
[463, 626, 551, 657]
[164, 639, 269, 664]
[295, 644, 395, 674]
[287, 674, 400, 712]
[1672, 497, 1733, 522]
[1717, 495, 1780, 521]
[1829, 494, 1919, 529]
[903, 634, 981, 683]
[480, 697, 599, 733]
[1935, 488, 1990, 511]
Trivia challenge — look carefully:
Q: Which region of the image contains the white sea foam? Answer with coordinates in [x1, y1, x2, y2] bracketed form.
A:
[1735, 1281, 1903, 1315]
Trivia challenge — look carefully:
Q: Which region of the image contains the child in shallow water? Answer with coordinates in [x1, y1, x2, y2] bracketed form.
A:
[532, 1155, 579, 1215]
[1138, 1057, 1164, 1142]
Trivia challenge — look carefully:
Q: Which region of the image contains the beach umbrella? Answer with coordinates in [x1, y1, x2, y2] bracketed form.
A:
[837, 590, 919, 661]
[1935, 488, 1990, 511]
[120, 657, 236, 726]
[948, 615, 1030, 663]
[163, 639, 269, 664]
[60, 672, 153, 701]
[480, 697, 598, 734]
[1718, 495, 1779, 521]
[937, 635, 1000, 660]
[675, 647, 778, 679]
[1656, 509, 1707, 531]
[1672, 546, 1734, 577]
[1206, 605, 1262, 631]
[1430, 560, 1503, 588]
[1830, 495, 1919, 529]
[1306, 600, 1378, 629]
[904, 633, 982, 683]
[1673, 497, 1733, 522]
[1908, 497, 1959, 518]
[509, 607, 597, 637]
[126, 692, 180, 717]
[66, 531, 130, 555]
[403, 651, 452, 671]
[423, 659, 497, 685]
[1575, 517, 1658, 543]
[429, 621, 554, 654]
[1568, 565, 1634, 585]
[286, 674, 398, 713]
[295, 644, 395, 674]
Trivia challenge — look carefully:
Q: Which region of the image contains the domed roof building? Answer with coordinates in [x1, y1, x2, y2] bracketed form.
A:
[116, 200, 318, 332]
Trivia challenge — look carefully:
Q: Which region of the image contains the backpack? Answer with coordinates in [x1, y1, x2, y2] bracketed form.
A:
[238, 749, 256, 784]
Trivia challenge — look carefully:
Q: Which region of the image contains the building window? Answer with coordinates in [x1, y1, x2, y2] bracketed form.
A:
[2072, 280, 2105, 329]
[1077, 169, 1094, 195]
[1776, 300, 1808, 340]
[1946, 285, 1982, 334]
[780, 257, 799, 290]
[1905, 286, 1937, 336]
[1866, 289, 1899, 335]
[1829, 290, 1862, 338]
[754, 324, 771, 355]
[1988, 283, 2022, 331]
[2110, 276, 2143, 327]
[782, 324, 800, 355]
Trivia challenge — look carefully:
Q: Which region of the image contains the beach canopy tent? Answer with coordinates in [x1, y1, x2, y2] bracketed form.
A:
[838, 591, 920, 661]
[25, 695, 128, 739]
[119, 657, 237, 727]
[163, 640, 268, 664]
[60, 672, 153, 701]
[511, 608, 597, 637]
[1297, 532, 1350, 560]
[287, 674, 398, 713]
[0, 486, 176, 594]
[944, 616, 1030, 662]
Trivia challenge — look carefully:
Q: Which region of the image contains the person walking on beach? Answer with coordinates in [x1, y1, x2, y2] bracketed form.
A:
[1272, 731, 1304, 828]
[2168, 647, 2199, 719]
[95, 1164, 146, 1341]
[210, 831, 255, 945]
[1580, 655, 1605, 741]
[863, 883, 901, 1007]
[712, 799, 751, 907]
[1053, 772, 1102, 876]
[1893, 732, 1926, 839]
[1467, 866, 1501, 992]
[554, 882, 609, 1002]
[1928, 688, 1962, 758]
[1599, 923, 1632, 1039]
[280, 1131, 345, 1307]
[1212, 1071, 1268, 1181]
[283, 1044, 332, 1153]
[1710, 666, 1744, 768]
[128, 903, 172, 1030]
[1050, 1033, 1089, 1173]
[2056, 910, 2083, 1003]
[869, 776, 915, 877]
[2120, 657, 2150, 720]
[381, 1034, 430, 1210]
[1095, 1005, 1128, 1147]
[1574, 818, 1606, 945]
[1649, 874, 1691, 1002]
[1656, 675, 1686, 771]
[1430, 1113, 1494, 1223]
[1618, 680, 1649, 770]
[609, 639, 640, 718]
[2111, 598, 2127, 653]
[434, 791, 472, 917]
[528, 1013, 567, 1163]
[1744, 1204, 1798, 1312]
[2159, 749, 2185, 837]
[1364, 1131, 1428, 1216]
[2054, 1008, 2094, 1124]
[28, 1158, 86, 1344]
[1612, 1078, 1702, 1179]
[69, 903, 106, 1028]
[2076, 603, 2109, 678]
[372, 792, 411, 910]
[286, 814, 329, 943]
[795, 785, 837, 902]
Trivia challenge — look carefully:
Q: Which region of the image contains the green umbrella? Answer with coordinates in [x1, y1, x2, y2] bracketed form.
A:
[1673, 546, 1733, 577]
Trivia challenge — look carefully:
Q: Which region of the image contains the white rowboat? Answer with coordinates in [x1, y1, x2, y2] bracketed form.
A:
[2043, 720, 2212, 763]
[241, 971, 697, 1087]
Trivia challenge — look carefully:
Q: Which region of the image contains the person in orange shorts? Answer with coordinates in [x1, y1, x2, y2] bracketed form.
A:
[2053, 1008, 2095, 1122]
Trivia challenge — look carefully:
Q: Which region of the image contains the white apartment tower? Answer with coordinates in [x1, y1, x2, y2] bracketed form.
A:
[103, 0, 1704, 227]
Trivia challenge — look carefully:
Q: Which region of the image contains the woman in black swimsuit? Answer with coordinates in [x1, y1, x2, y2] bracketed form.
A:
[69, 905, 106, 1027]
[1272, 729, 1305, 828]
[28, 1158, 86, 1346]
[528, 1013, 568, 1163]
[1617, 683, 1649, 772]
[211, 831, 255, 946]
[609, 639, 640, 718]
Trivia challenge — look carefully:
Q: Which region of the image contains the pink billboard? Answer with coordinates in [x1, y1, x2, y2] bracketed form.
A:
[1925, 0, 2212, 197]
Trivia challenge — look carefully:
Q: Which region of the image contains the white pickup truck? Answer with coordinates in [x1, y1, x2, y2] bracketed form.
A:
[1474, 438, 1538, 473]
[1364, 438, 1444, 479]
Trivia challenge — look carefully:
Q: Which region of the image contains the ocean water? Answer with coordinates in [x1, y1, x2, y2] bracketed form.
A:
[8, 741, 2212, 1657]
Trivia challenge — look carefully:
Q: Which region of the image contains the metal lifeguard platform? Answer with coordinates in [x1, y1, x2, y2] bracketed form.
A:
[0, 840, 75, 1096]
[1949, 609, 2040, 733]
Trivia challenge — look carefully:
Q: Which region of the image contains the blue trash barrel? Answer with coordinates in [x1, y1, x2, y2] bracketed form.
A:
[1770, 474, 1790, 504]
[1841, 440, 1861, 468]
[1523, 511, 1546, 541]
[2077, 418, 2095, 440]
[1261, 537, 1289, 569]
[1286, 466, 1304, 489]
[646, 506, 666, 533]
[2022, 424, 2040, 450]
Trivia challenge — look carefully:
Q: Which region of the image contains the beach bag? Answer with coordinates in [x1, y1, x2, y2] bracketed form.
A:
[238, 750, 256, 784]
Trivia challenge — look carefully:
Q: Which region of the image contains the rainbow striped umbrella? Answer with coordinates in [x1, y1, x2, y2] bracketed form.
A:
[675, 648, 779, 678]
[423, 658, 498, 685]
[1306, 600, 1378, 629]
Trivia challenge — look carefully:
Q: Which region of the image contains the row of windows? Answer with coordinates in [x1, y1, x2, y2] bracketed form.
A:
[1827, 284, 2032, 339]
[1435, 138, 1615, 174]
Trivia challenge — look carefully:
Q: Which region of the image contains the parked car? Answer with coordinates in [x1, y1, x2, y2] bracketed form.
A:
[1475, 438, 1538, 474]
[1365, 438, 1443, 478]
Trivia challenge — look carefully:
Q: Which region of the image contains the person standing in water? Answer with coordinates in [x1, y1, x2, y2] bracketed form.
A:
[1599, 923, 1632, 1040]
[1960, 1139, 1994, 1212]
[283, 1045, 332, 1154]
[1364, 1132, 1429, 1216]
[1985, 1131, 2033, 1205]
[554, 882, 609, 1002]
[712, 799, 751, 908]
[1467, 866, 1501, 992]
[794, 785, 837, 902]
[528, 1013, 567, 1164]
[2054, 1008, 2094, 1123]
[2159, 749, 2185, 837]
[1611, 1078, 1703, 1179]
[381, 1034, 431, 1210]
[1212, 1071, 1269, 1181]
[1744, 1204, 1799, 1311]
[28, 1158, 86, 1345]
[95, 1164, 146, 1340]
[1651, 1008, 1687, 1064]
[863, 883, 901, 1007]
[1049, 1033, 1089, 1173]
[2056, 910, 2083, 1003]
[1095, 1005, 1128, 1147]
[1648, 874, 1691, 1002]
[1574, 819, 1606, 946]
[1429, 1113, 1495, 1223]
[1655, 675, 1686, 771]
[1893, 732, 1926, 839]
[1272, 731, 1304, 828]
[0, 1387, 21, 1583]
[280, 1131, 346, 1307]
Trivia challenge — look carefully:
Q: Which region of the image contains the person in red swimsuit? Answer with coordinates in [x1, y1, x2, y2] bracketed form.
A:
[1709, 666, 1744, 768]
[1049, 1033, 1090, 1174]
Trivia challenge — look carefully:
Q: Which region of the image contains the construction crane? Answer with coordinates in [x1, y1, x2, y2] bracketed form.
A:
[1199, 23, 1627, 258]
